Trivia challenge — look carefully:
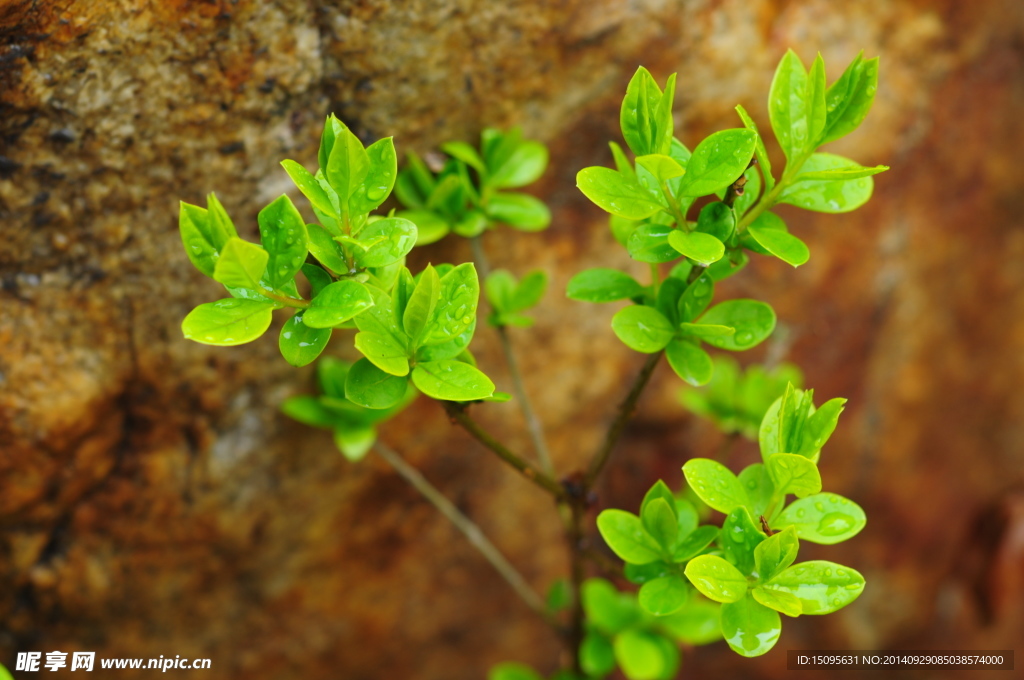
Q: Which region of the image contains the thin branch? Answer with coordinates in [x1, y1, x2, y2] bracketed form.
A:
[441, 401, 566, 501]
[470, 235, 556, 476]
[584, 351, 663, 488]
[372, 442, 550, 621]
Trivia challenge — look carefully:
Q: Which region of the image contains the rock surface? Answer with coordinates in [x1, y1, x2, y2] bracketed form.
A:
[2, 0, 1023, 678]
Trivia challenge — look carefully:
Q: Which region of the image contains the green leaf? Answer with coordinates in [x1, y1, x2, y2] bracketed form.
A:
[683, 554, 747, 603]
[678, 322, 735, 341]
[424, 263, 479, 345]
[510, 270, 546, 312]
[580, 633, 616, 677]
[306, 223, 349, 273]
[773, 493, 866, 544]
[403, 265, 440, 342]
[659, 596, 723, 645]
[620, 66, 665, 157]
[627, 224, 678, 263]
[281, 395, 337, 429]
[317, 357, 350, 398]
[667, 231, 725, 265]
[577, 167, 663, 220]
[179, 199, 235, 277]
[613, 629, 675, 680]
[697, 300, 776, 351]
[720, 594, 781, 657]
[279, 311, 331, 367]
[304, 280, 374, 328]
[489, 140, 548, 189]
[567, 268, 644, 303]
[354, 331, 410, 376]
[281, 159, 336, 218]
[485, 192, 551, 231]
[400, 209, 449, 245]
[441, 141, 485, 173]
[625, 560, 674, 585]
[797, 397, 847, 460]
[737, 463, 774, 517]
[678, 272, 714, 322]
[258, 195, 308, 289]
[747, 222, 809, 267]
[676, 129, 757, 197]
[582, 578, 642, 634]
[720, 507, 766, 576]
[638, 574, 690, 616]
[695, 201, 736, 242]
[641, 498, 679, 553]
[485, 270, 516, 312]
[655, 277, 686, 326]
[488, 663, 543, 680]
[762, 561, 865, 614]
[640, 480, 677, 520]
[753, 527, 799, 583]
[206, 192, 240, 245]
[213, 238, 269, 290]
[302, 263, 333, 298]
[674, 525, 718, 562]
[765, 453, 822, 498]
[778, 152, 876, 213]
[820, 53, 880, 146]
[596, 509, 662, 564]
[452, 209, 487, 237]
[769, 49, 817, 162]
[182, 298, 279, 346]
[735, 104, 774, 193]
[635, 154, 685, 184]
[334, 426, 376, 462]
[411, 360, 494, 401]
[752, 585, 803, 617]
[682, 458, 748, 514]
[665, 338, 713, 387]
[325, 122, 370, 213]
[318, 114, 341, 171]
[344, 357, 409, 409]
[796, 164, 889, 181]
[352, 217, 417, 268]
[610, 214, 639, 247]
[611, 305, 675, 353]
[807, 53, 828, 147]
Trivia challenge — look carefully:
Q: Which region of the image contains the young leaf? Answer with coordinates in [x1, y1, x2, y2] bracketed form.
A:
[213, 238, 269, 291]
[627, 224, 679, 263]
[611, 305, 675, 353]
[638, 574, 690, 616]
[752, 585, 803, 617]
[737, 463, 775, 517]
[747, 221, 810, 267]
[675, 129, 757, 197]
[721, 507, 766, 576]
[678, 272, 714, 322]
[577, 167, 663, 220]
[665, 338, 713, 387]
[489, 140, 548, 188]
[720, 594, 782, 657]
[424, 263, 478, 345]
[304, 281, 375, 329]
[820, 53, 880, 146]
[762, 561, 865, 614]
[258, 195, 308, 289]
[769, 49, 815, 162]
[179, 200, 233, 277]
[641, 498, 679, 553]
[697, 300, 776, 351]
[765, 453, 822, 498]
[306, 224, 349, 273]
[580, 633, 616, 677]
[485, 192, 550, 231]
[795, 164, 888, 181]
[182, 298, 279, 346]
[682, 458, 748, 514]
[753, 527, 799, 583]
[596, 509, 662, 565]
[683, 555, 747, 603]
[281, 160, 337, 218]
[411, 360, 494, 401]
[635, 154, 685, 184]
[613, 630, 676, 680]
[807, 53, 828, 148]
[279, 311, 331, 367]
[325, 123, 370, 212]
[567, 268, 644, 303]
[797, 397, 847, 460]
[345, 357, 409, 409]
[354, 331, 410, 376]
[403, 265, 440, 342]
[735, 104, 774, 193]
[778, 153, 875, 213]
[667, 231, 725, 265]
[334, 426, 376, 462]
[620, 66, 664, 157]
[352, 217, 417, 268]
[772, 493, 866, 544]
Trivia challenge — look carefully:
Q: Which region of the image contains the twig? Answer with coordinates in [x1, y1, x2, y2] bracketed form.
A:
[372, 442, 550, 621]
[441, 401, 566, 501]
[584, 351, 664, 488]
[470, 235, 556, 476]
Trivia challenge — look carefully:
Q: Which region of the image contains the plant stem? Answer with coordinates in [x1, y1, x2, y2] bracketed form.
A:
[470, 235, 556, 477]
[566, 499, 586, 675]
[372, 442, 550, 621]
[584, 351, 664, 488]
[649, 262, 661, 297]
[263, 291, 310, 308]
[441, 401, 566, 501]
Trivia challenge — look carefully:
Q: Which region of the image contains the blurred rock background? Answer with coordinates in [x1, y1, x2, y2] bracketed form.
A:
[2, 0, 1023, 677]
